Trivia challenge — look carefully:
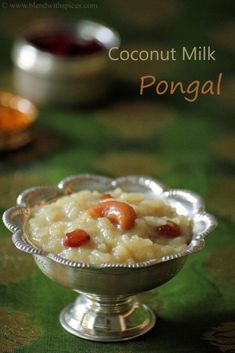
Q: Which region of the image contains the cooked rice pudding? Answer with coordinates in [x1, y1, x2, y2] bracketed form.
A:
[27, 189, 192, 264]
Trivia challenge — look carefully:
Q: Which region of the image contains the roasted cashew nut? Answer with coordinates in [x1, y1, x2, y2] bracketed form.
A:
[87, 200, 136, 230]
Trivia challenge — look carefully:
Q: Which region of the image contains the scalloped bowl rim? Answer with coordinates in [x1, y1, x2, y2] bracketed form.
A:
[2, 174, 217, 269]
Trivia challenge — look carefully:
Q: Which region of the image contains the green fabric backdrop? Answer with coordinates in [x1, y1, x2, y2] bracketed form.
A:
[0, 1, 234, 352]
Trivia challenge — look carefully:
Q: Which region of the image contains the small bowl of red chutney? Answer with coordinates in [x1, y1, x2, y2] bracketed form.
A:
[12, 19, 120, 106]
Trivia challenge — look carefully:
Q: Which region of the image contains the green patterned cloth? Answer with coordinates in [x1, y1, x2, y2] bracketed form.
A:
[0, 1, 234, 352]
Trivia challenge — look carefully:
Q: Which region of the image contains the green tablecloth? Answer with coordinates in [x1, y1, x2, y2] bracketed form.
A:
[0, 1, 234, 352]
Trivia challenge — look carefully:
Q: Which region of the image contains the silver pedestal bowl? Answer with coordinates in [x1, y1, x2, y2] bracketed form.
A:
[2, 175, 217, 342]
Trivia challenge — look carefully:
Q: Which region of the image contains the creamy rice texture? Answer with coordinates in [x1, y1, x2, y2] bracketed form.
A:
[27, 189, 192, 264]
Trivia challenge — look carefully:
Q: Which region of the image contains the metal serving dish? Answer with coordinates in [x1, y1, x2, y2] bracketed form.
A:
[3, 175, 217, 342]
[12, 19, 120, 105]
[0, 90, 37, 150]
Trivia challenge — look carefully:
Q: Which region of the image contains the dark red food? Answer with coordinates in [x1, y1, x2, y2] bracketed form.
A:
[156, 221, 182, 238]
[64, 229, 90, 247]
[28, 32, 104, 57]
[99, 193, 112, 200]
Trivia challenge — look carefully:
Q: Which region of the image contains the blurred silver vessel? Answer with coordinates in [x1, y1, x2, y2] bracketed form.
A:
[0, 90, 37, 150]
[12, 19, 120, 106]
[3, 175, 217, 341]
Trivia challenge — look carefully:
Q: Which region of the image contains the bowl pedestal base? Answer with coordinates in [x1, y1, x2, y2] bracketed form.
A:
[59, 292, 156, 342]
